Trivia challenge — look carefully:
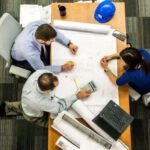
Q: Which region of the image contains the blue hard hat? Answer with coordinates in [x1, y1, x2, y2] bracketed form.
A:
[94, 0, 116, 23]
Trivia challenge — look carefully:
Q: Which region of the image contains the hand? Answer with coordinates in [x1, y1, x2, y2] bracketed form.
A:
[100, 58, 108, 69]
[61, 61, 74, 72]
[68, 43, 78, 55]
[76, 90, 92, 100]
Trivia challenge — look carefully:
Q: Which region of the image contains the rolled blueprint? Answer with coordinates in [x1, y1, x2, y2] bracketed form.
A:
[56, 136, 79, 150]
[53, 116, 81, 148]
[53, 20, 111, 34]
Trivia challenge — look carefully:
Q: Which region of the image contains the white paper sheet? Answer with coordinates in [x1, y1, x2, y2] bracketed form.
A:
[111, 140, 129, 150]
[52, 21, 119, 114]
[80, 138, 105, 150]
[20, 5, 41, 27]
[20, 4, 51, 27]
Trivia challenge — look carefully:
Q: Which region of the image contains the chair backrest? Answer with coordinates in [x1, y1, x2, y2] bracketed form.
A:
[0, 13, 22, 67]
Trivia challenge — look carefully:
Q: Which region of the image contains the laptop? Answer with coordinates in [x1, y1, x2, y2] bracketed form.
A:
[92, 100, 134, 140]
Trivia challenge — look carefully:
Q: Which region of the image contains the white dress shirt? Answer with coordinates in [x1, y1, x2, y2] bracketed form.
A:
[21, 70, 77, 117]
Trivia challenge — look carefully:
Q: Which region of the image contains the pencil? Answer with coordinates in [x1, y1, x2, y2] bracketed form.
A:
[73, 78, 79, 90]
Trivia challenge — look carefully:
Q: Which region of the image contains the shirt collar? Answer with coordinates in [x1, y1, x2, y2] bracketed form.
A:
[36, 82, 48, 94]
[36, 82, 55, 96]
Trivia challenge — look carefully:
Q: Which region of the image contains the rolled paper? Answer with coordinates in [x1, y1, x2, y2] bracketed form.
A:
[53, 20, 111, 34]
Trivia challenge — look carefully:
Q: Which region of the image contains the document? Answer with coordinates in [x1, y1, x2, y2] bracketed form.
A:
[20, 4, 51, 27]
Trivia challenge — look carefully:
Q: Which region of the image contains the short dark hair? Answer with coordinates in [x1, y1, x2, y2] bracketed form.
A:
[38, 73, 58, 91]
[35, 24, 57, 41]
[120, 47, 150, 75]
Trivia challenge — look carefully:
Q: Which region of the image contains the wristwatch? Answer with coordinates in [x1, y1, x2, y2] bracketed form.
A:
[104, 68, 109, 73]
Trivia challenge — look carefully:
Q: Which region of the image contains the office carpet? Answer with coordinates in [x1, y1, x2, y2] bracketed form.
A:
[0, 0, 150, 150]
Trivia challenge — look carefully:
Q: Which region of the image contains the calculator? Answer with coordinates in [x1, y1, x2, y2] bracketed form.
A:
[80, 80, 97, 92]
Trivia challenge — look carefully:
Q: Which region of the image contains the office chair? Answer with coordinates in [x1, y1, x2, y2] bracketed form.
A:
[128, 86, 141, 101]
[129, 86, 150, 107]
[0, 13, 31, 78]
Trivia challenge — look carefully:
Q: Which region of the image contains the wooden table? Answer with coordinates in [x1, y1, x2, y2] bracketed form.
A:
[49, 2, 131, 150]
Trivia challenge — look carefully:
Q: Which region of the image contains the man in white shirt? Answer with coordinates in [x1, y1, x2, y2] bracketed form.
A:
[0, 70, 91, 127]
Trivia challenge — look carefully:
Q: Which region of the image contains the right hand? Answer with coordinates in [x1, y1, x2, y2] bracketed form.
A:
[76, 90, 92, 100]
[100, 58, 108, 69]
[68, 43, 78, 55]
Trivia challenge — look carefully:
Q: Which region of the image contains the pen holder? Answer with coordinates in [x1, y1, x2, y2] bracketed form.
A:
[58, 5, 66, 17]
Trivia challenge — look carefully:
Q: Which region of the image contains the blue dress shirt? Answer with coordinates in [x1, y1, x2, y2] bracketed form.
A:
[11, 20, 70, 73]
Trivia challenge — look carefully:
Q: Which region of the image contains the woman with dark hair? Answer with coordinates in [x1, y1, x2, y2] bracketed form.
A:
[100, 47, 150, 95]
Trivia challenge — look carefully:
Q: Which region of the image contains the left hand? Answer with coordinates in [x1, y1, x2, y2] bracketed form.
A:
[61, 61, 74, 72]
[100, 58, 108, 69]
[68, 43, 78, 55]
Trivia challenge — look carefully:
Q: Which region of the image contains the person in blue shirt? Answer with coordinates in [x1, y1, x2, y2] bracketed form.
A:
[11, 20, 78, 73]
[100, 47, 150, 95]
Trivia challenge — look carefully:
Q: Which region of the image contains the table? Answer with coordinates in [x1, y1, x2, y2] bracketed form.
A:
[48, 2, 131, 150]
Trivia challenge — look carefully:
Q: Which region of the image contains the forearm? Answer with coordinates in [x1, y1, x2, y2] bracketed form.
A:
[55, 95, 78, 114]
[43, 95, 78, 115]
[55, 29, 70, 46]
[44, 65, 62, 74]
[104, 68, 117, 85]
[108, 53, 120, 60]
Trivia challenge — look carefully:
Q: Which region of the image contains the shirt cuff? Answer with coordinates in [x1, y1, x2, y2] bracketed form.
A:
[69, 94, 78, 103]
[66, 94, 78, 108]
[116, 78, 122, 86]
[62, 95, 78, 109]
[45, 65, 62, 74]
[67, 41, 71, 47]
